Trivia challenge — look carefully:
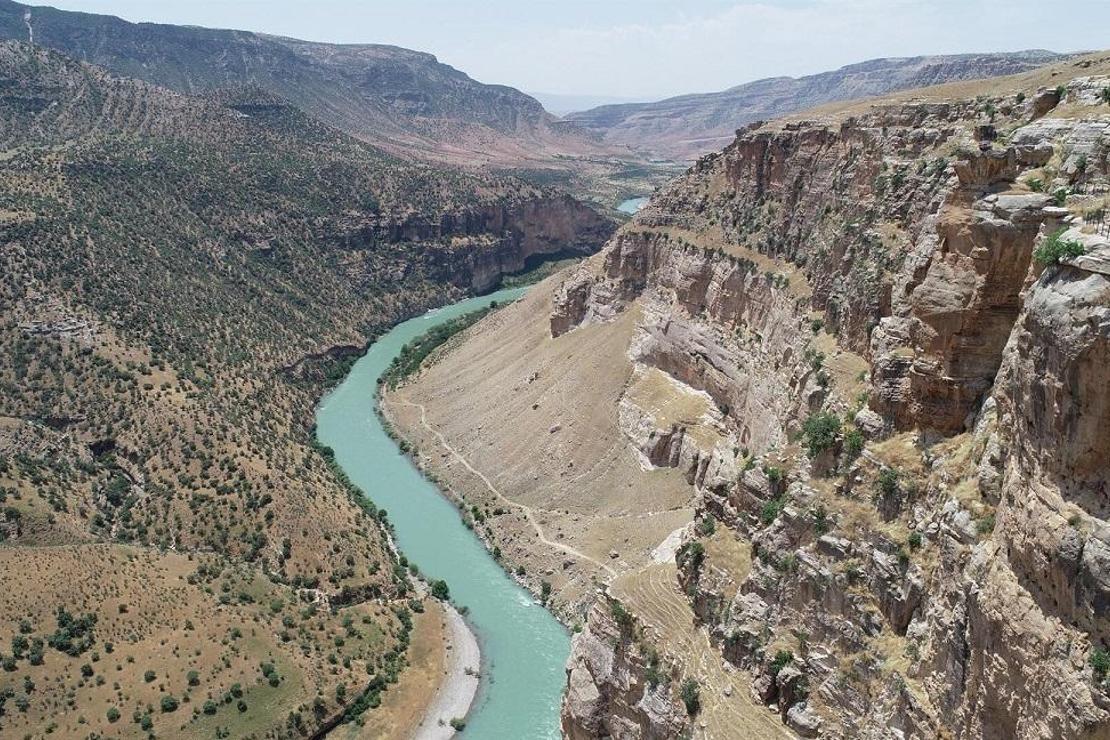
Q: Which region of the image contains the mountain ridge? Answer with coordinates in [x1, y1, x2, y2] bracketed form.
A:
[565, 50, 1067, 160]
[0, 0, 615, 168]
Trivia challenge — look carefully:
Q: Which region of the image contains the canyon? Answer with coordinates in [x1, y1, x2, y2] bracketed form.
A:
[389, 53, 1110, 738]
[2, 1, 1109, 737]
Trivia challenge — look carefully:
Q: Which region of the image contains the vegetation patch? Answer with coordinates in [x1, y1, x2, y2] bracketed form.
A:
[381, 302, 503, 388]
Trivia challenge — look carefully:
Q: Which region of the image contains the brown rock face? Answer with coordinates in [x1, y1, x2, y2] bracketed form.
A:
[342, 192, 615, 293]
[870, 153, 1055, 434]
[562, 598, 688, 740]
[546, 76, 1110, 739]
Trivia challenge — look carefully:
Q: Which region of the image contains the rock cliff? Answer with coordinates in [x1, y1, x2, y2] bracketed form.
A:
[556, 55, 1110, 739]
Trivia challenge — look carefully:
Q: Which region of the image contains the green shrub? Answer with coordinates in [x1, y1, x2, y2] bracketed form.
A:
[843, 428, 864, 460]
[812, 505, 830, 535]
[696, 515, 715, 537]
[760, 495, 787, 526]
[160, 694, 179, 713]
[770, 649, 794, 677]
[877, 468, 900, 497]
[677, 542, 705, 572]
[801, 413, 841, 457]
[1091, 648, 1110, 681]
[1034, 228, 1086, 266]
[610, 600, 634, 635]
[430, 580, 450, 601]
[680, 678, 700, 715]
[106, 707, 120, 723]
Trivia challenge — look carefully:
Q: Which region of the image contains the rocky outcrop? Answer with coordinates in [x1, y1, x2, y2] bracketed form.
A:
[562, 597, 689, 740]
[342, 193, 615, 293]
[555, 69, 1110, 739]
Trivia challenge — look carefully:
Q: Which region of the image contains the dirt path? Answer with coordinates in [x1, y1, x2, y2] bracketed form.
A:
[612, 563, 794, 739]
[394, 396, 617, 578]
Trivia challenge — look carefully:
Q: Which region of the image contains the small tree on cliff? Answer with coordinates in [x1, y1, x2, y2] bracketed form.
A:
[801, 412, 841, 457]
[680, 678, 701, 715]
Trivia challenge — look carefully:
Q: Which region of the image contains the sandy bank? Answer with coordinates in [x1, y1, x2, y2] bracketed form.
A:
[413, 603, 481, 739]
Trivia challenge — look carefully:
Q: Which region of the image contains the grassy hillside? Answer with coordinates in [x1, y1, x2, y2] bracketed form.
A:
[0, 41, 607, 737]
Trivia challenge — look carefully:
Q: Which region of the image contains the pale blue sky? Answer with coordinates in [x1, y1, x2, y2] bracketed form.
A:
[42, 1, 1110, 99]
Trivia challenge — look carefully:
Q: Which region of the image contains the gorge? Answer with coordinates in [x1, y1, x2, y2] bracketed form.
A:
[2, 2, 1109, 738]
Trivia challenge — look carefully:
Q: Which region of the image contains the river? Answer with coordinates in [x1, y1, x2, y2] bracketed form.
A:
[315, 286, 568, 739]
[617, 196, 649, 214]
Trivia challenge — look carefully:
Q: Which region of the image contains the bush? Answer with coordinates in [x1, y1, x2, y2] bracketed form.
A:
[801, 413, 841, 457]
[1034, 228, 1086, 266]
[770, 649, 794, 677]
[680, 678, 700, 715]
[609, 600, 634, 635]
[160, 694, 179, 713]
[144, 670, 156, 683]
[877, 468, 900, 497]
[1091, 648, 1110, 681]
[812, 505, 830, 535]
[696, 515, 715, 537]
[676, 542, 705, 572]
[430, 580, 450, 601]
[843, 429, 864, 460]
[106, 707, 120, 723]
[760, 495, 787, 526]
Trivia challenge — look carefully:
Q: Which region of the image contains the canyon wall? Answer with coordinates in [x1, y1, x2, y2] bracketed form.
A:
[340, 192, 614, 293]
[556, 66, 1110, 739]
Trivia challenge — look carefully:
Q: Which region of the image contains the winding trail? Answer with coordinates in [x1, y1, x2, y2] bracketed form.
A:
[394, 396, 617, 578]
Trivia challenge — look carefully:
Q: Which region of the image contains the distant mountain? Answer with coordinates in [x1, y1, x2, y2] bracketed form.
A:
[564, 51, 1065, 160]
[527, 91, 650, 117]
[0, 0, 611, 167]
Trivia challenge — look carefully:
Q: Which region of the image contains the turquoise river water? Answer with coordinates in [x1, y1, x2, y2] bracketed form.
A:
[617, 196, 648, 214]
[315, 286, 568, 738]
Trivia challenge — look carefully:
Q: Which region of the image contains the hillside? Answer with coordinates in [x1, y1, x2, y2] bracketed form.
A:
[0, 0, 671, 205]
[386, 51, 1110, 738]
[0, 40, 611, 738]
[565, 51, 1064, 160]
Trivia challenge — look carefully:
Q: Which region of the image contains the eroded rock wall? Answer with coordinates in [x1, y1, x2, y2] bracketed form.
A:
[555, 73, 1110, 739]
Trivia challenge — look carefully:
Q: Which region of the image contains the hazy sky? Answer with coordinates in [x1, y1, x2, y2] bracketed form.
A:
[43, 1, 1110, 99]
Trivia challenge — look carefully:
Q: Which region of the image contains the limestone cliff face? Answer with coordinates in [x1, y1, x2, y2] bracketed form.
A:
[341, 193, 614, 293]
[555, 69, 1110, 739]
[563, 598, 689, 740]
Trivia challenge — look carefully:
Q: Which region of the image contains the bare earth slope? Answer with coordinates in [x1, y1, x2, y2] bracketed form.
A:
[566, 51, 1063, 160]
[390, 52, 1110, 739]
